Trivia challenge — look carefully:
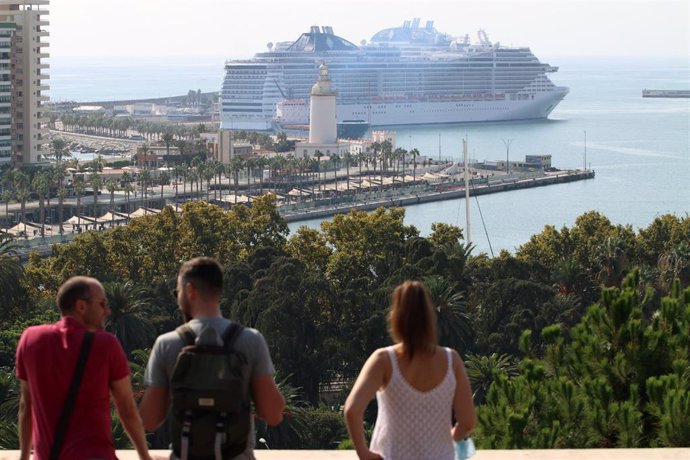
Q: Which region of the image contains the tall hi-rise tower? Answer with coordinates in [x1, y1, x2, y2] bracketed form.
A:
[0, 21, 15, 163]
[0, 1, 49, 166]
[308, 62, 336, 144]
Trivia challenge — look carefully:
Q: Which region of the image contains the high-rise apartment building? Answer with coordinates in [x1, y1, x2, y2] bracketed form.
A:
[0, 22, 15, 163]
[0, 0, 49, 166]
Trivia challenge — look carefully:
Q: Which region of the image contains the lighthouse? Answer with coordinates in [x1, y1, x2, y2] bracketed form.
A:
[308, 62, 337, 144]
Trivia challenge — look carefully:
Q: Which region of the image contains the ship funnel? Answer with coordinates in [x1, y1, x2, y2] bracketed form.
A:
[425, 20, 434, 31]
[412, 17, 421, 28]
[323, 26, 334, 35]
[310, 26, 320, 34]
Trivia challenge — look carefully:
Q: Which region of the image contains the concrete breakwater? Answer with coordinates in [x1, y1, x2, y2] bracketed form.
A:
[281, 169, 595, 223]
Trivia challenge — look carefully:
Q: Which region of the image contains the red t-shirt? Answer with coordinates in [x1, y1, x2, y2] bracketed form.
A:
[15, 317, 130, 460]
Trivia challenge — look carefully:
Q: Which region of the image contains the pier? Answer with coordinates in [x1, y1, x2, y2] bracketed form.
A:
[642, 89, 690, 98]
[281, 169, 595, 223]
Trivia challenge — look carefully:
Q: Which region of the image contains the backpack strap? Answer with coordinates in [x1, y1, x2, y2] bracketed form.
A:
[222, 322, 244, 351]
[176, 324, 197, 346]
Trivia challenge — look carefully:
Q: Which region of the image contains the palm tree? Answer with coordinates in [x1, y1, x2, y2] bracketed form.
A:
[356, 151, 365, 184]
[73, 176, 86, 228]
[49, 138, 69, 165]
[103, 281, 157, 356]
[410, 148, 420, 182]
[244, 157, 256, 197]
[595, 236, 629, 287]
[161, 132, 174, 157]
[56, 186, 67, 234]
[370, 142, 380, 183]
[465, 353, 518, 404]
[200, 163, 214, 201]
[12, 171, 29, 236]
[138, 169, 151, 210]
[123, 182, 134, 217]
[394, 147, 407, 183]
[228, 156, 243, 205]
[88, 172, 102, 219]
[1, 189, 13, 229]
[31, 172, 50, 237]
[158, 171, 170, 202]
[344, 151, 352, 191]
[423, 275, 473, 352]
[331, 153, 340, 192]
[138, 143, 150, 169]
[105, 178, 118, 226]
[381, 140, 392, 178]
[255, 156, 269, 195]
[212, 161, 225, 201]
[314, 150, 323, 196]
[0, 233, 23, 311]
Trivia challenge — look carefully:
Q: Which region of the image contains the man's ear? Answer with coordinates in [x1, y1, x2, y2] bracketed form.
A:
[73, 298, 87, 316]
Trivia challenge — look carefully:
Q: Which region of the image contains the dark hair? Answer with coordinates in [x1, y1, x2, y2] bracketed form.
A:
[388, 280, 438, 359]
[179, 257, 223, 298]
[56, 276, 95, 314]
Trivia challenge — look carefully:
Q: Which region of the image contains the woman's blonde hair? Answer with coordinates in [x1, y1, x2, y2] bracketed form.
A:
[388, 280, 438, 359]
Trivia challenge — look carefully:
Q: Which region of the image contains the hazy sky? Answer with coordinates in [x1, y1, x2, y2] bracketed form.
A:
[50, 0, 689, 59]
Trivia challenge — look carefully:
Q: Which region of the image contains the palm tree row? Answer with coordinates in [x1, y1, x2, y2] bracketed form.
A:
[56, 113, 209, 143]
[2, 144, 427, 230]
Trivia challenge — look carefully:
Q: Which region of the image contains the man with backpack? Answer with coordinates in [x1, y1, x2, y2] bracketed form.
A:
[139, 256, 285, 460]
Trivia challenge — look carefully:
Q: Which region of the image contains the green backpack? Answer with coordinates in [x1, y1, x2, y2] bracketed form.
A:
[170, 322, 250, 460]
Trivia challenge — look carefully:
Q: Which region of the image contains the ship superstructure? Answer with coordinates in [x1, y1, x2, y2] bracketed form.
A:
[220, 19, 568, 131]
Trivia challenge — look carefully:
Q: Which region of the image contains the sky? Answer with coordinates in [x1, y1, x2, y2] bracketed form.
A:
[49, 0, 689, 59]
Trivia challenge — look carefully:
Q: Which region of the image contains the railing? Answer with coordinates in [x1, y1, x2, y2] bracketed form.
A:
[2, 448, 688, 459]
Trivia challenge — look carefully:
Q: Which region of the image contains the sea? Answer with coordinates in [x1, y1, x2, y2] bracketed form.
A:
[50, 56, 690, 254]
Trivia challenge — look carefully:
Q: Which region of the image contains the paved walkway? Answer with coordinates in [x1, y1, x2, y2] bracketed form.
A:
[3, 448, 690, 459]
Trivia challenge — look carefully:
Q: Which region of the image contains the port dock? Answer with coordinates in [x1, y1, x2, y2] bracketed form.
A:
[281, 169, 595, 223]
[642, 89, 690, 98]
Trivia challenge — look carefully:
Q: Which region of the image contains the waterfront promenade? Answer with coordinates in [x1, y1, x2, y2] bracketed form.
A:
[1, 166, 593, 258]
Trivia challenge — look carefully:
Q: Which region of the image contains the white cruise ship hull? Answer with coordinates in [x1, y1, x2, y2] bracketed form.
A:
[270, 90, 568, 130]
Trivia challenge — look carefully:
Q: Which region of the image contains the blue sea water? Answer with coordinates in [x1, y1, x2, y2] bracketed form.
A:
[49, 56, 690, 253]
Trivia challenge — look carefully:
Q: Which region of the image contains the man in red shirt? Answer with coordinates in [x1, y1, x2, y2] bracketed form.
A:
[16, 276, 152, 460]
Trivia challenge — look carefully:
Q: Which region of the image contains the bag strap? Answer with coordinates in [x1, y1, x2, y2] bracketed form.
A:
[222, 322, 244, 351]
[176, 324, 197, 346]
[49, 331, 95, 460]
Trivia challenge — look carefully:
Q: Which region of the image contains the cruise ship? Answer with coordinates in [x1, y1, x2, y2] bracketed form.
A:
[220, 19, 569, 131]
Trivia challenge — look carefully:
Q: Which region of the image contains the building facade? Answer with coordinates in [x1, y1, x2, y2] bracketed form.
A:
[0, 0, 50, 165]
[0, 22, 14, 163]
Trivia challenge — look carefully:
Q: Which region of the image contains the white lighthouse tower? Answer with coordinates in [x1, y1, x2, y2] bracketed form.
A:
[308, 63, 337, 144]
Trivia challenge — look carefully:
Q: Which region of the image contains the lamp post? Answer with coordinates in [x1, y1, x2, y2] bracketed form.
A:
[502, 138, 513, 174]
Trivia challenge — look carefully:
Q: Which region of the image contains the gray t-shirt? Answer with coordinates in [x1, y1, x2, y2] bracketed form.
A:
[144, 317, 275, 460]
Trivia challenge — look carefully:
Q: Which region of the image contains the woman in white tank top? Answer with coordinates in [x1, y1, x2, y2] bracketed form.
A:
[344, 280, 476, 460]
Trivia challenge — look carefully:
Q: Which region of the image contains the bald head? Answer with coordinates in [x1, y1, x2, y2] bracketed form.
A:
[57, 276, 101, 315]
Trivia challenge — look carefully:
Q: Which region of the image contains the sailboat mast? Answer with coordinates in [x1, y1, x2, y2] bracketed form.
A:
[463, 138, 471, 245]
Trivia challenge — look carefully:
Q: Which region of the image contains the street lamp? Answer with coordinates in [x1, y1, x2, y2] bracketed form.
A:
[502, 138, 513, 174]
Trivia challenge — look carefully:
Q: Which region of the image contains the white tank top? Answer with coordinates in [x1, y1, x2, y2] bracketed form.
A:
[369, 346, 456, 460]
